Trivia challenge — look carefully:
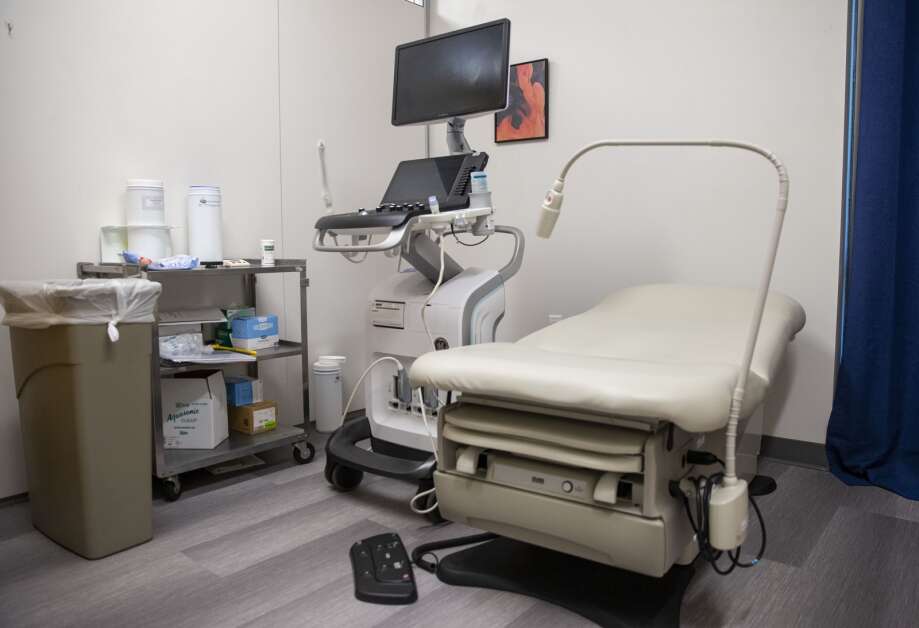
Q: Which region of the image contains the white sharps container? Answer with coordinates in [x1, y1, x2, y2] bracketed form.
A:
[187, 185, 223, 262]
[312, 356, 345, 433]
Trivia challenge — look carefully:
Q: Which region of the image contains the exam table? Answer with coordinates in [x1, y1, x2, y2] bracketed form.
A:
[407, 140, 803, 626]
[411, 282, 805, 577]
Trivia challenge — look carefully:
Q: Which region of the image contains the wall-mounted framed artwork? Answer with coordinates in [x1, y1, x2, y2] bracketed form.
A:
[495, 58, 549, 143]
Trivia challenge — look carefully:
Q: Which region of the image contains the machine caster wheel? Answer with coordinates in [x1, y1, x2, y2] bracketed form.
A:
[162, 476, 182, 502]
[416, 483, 445, 524]
[293, 441, 315, 465]
[326, 463, 364, 491]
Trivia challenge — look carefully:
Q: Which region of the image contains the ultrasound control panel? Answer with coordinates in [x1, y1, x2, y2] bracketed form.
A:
[314, 153, 488, 232]
[358, 201, 429, 215]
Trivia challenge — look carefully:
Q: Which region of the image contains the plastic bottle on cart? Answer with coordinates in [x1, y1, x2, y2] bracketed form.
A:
[468, 172, 492, 209]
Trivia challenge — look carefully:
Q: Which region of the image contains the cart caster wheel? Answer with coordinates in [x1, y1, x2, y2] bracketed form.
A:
[325, 462, 363, 491]
[293, 441, 315, 465]
[416, 484, 445, 524]
[162, 476, 182, 502]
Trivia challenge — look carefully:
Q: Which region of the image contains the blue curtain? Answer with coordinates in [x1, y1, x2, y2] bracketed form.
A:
[827, 1, 919, 498]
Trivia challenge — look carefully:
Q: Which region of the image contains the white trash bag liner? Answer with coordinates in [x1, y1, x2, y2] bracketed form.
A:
[0, 279, 161, 342]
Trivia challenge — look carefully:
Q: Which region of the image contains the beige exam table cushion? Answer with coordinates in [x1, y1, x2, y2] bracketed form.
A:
[411, 283, 806, 433]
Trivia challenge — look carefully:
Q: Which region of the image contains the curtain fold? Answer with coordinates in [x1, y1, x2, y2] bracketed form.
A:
[827, 0, 919, 498]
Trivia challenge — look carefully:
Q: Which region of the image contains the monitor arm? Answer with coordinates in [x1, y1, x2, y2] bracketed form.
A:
[446, 117, 472, 154]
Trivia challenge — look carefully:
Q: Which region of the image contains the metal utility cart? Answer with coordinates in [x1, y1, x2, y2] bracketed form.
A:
[78, 259, 314, 501]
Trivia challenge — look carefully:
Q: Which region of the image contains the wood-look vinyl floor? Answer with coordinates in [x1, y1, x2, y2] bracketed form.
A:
[2, 442, 918, 627]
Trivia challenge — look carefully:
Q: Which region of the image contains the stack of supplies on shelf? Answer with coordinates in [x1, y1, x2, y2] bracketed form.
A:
[230, 314, 279, 351]
[225, 376, 264, 406]
[226, 376, 278, 435]
[216, 306, 255, 347]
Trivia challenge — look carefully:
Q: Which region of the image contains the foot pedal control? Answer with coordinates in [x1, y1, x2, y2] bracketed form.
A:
[350, 532, 417, 605]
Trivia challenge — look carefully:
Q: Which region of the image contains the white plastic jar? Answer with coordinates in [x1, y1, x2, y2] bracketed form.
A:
[125, 179, 165, 226]
[260, 239, 276, 266]
[186, 185, 223, 262]
[312, 358, 344, 433]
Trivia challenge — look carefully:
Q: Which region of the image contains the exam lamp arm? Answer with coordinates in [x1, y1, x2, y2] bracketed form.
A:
[539, 139, 790, 484]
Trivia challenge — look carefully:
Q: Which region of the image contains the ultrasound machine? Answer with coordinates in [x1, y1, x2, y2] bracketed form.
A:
[312, 19, 523, 520]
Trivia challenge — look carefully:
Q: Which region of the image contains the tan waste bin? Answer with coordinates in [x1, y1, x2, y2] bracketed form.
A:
[1, 279, 160, 559]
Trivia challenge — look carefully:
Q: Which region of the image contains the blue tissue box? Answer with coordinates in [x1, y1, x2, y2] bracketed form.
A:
[231, 315, 279, 339]
[225, 376, 264, 407]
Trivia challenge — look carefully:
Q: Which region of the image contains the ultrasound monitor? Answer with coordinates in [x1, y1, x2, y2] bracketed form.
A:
[392, 19, 511, 126]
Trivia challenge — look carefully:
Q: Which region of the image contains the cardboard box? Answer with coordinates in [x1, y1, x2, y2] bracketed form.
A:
[229, 401, 278, 435]
[225, 376, 264, 407]
[162, 370, 229, 449]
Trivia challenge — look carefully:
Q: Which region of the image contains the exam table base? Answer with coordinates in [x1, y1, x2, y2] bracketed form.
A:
[435, 536, 694, 628]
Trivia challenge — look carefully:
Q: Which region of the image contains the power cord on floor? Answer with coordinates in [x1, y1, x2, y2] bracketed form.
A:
[411, 533, 499, 573]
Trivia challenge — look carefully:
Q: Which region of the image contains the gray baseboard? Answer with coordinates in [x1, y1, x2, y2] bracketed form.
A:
[0, 492, 28, 507]
[761, 435, 828, 470]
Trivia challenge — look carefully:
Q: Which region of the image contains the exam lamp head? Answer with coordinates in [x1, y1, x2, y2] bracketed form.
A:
[537, 178, 565, 239]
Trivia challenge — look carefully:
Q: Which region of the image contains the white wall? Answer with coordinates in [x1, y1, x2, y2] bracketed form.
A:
[277, 0, 426, 415]
[430, 0, 847, 444]
[0, 0, 845, 501]
[0, 0, 424, 498]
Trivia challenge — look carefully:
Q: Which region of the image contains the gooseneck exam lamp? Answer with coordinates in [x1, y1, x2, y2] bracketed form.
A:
[538, 139, 789, 550]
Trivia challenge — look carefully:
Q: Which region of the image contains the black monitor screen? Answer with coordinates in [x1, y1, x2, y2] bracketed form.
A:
[381, 155, 467, 204]
[392, 19, 510, 126]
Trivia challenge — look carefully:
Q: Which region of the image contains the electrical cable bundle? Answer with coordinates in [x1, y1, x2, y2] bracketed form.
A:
[679, 471, 766, 576]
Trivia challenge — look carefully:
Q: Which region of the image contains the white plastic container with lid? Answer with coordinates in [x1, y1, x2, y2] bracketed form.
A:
[187, 185, 223, 262]
[125, 179, 165, 226]
[311, 355, 345, 433]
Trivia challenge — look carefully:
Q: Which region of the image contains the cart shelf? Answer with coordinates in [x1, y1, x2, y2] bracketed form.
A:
[159, 340, 304, 375]
[159, 424, 308, 477]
